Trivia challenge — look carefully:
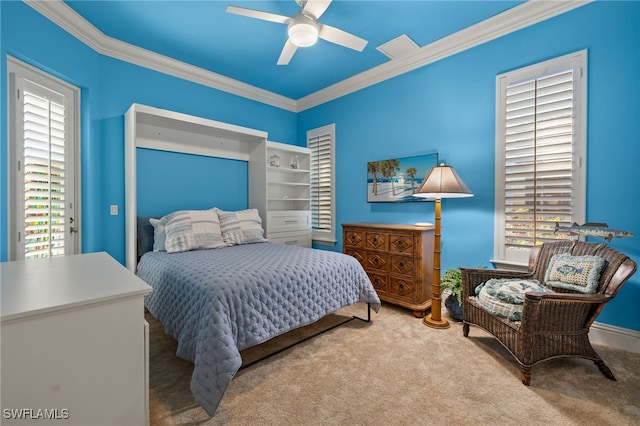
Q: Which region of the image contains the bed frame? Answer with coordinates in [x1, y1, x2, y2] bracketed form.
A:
[240, 303, 372, 370]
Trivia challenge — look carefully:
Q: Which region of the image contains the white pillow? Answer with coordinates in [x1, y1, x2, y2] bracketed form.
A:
[149, 218, 166, 251]
[215, 208, 267, 246]
[161, 208, 227, 253]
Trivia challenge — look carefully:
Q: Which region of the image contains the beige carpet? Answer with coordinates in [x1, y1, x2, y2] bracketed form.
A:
[148, 303, 640, 425]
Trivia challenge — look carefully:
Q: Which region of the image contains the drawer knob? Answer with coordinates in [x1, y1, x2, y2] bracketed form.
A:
[398, 240, 404, 246]
[372, 237, 378, 244]
[398, 283, 405, 293]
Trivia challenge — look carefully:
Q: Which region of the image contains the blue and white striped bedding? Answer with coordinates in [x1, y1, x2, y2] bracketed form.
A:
[138, 242, 381, 415]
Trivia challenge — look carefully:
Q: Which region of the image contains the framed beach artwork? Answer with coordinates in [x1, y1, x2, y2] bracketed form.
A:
[367, 153, 439, 202]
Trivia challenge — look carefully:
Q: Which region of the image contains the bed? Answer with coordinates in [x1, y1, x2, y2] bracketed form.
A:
[136, 213, 381, 415]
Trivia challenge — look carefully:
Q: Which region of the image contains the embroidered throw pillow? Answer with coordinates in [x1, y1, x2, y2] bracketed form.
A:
[544, 253, 606, 294]
[161, 209, 227, 253]
[216, 208, 267, 246]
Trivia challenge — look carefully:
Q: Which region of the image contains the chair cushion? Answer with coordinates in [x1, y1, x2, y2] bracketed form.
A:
[544, 253, 606, 294]
[474, 278, 552, 321]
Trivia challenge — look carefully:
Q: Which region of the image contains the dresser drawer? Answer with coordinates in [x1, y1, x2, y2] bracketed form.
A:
[267, 230, 311, 247]
[390, 255, 416, 276]
[344, 230, 365, 248]
[389, 233, 415, 255]
[365, 252, 389, 272]
[388, 276, 417, 300]
[365, 231, 388, 251]
[367, 272, 388, 293]
[267, 211, 310, 233]
[344, 248, 365, 266]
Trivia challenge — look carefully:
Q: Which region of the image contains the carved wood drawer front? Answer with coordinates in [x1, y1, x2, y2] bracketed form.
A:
[388, 276, 416, 299]
[344, 248, 365, 266]
[368, 273, 388, 292]
[366, 252, 389, 272]
[390, 256, 415, 276]
[344, 230, 364, 248]
[365, 232, 388, 251]
[389, 234, 414, 255]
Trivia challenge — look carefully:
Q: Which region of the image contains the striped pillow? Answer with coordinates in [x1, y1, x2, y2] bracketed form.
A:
[162, 209, 226, 253]
[216, 208, 267, 246]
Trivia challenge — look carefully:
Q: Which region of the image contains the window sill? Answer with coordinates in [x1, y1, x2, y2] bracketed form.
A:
[490, 259, 529, 272]
[312, 238, 337, 247]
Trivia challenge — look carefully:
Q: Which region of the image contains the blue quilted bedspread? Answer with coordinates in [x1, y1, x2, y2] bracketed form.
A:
[138, 242, 381, 415]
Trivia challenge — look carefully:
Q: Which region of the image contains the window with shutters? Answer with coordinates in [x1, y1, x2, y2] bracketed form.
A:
[494, 50, 586, 267]
[8, 57, 80, 260]
[307, 124, 336, 244]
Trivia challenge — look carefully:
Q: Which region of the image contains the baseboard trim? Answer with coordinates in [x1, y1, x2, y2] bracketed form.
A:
[589, 322, 640, 354]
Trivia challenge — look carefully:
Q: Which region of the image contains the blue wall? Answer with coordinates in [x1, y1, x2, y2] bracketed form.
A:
[1, 1, 638, 330]
[297, 1, 640, 330]
[0, 1, 296, 265]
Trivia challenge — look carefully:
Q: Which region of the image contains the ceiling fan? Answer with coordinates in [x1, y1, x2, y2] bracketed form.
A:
[226, 0, 368, 65]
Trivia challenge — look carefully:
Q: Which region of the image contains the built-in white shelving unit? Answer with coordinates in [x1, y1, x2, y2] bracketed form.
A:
[249, 140, 311, 247]
[124, 103, 268, 271]
[125, 104, 313, 270]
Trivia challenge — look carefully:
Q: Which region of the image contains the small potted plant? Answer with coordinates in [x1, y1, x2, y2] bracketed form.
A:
[441, 268, 463, 321]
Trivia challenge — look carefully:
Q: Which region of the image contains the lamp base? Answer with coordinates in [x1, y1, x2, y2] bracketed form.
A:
[422, 314, 450, 329]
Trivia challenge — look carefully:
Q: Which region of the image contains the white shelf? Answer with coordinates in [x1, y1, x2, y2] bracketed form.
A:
[268, 166, 311, 173]
[268, 181, 309, 187]
[249, 140, 312, 247]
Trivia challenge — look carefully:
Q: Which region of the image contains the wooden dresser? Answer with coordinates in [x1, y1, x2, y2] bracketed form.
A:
[342, 223, 434, 317]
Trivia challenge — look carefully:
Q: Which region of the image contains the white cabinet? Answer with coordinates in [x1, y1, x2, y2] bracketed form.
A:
[0, 252, 152, 425]
[124, 103, 268, 271]
[249, 141, 311, 247]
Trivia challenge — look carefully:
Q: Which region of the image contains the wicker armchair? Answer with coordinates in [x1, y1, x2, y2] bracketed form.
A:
[461, 241, 637, 385]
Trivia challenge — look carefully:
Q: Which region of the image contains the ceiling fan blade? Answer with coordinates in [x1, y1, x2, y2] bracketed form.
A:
[226, 5, 290, 24]
[318, 24, 368, 52]
[302, 0, 332, 19]
[277, 39, 298, 65]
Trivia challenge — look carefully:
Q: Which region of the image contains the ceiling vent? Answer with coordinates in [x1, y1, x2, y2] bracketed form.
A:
[376, 34, 420, 60]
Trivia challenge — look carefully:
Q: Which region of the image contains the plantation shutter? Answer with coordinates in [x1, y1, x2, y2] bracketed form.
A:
[307, 124, 336, 243]
[503, 70, 575, 250]
[309, 133, 332, 231]
[495, 50, 586, 266]
[21, 81, 69, 259]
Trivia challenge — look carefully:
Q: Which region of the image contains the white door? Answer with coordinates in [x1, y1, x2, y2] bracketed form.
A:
[8, 57, 79, 260]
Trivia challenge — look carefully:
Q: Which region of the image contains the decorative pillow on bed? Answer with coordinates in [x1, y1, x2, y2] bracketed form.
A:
[137, 216, 157, 256]
[544, 253, 606, 294]
[149, 218, 167, 251]
[161, 208, 227, 253]
[215, 208, 267, 246]
[474, 278, 551, 321]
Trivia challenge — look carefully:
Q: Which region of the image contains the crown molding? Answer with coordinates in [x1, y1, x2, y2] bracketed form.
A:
[24, 0, 298, 112]
[297, 0, 593, 111]
[26, 0, 592, 114]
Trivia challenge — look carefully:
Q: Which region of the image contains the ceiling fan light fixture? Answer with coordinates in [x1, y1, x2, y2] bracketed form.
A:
[288, 15, 318, 47]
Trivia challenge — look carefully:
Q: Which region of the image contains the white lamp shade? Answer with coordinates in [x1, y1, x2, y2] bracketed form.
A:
[415, 163, 473, 199]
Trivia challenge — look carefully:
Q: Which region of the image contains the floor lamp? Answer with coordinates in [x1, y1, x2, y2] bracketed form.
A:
[415, 163, 473, 329]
